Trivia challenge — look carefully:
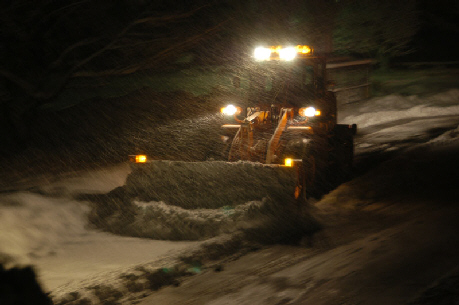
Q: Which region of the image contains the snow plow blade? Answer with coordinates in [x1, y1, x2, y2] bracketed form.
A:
[125, 161, 298, 209]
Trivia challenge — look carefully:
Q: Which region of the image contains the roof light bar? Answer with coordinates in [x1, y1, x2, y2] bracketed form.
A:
[254, 45, 313, 61]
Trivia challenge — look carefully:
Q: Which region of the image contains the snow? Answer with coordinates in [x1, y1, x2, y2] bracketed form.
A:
[34, 232, 195, 292]
[426, 124, 459, 146]
[0, 164, 132, 267]
[340, 89, 459, 128]
[2, 88, 459, 304]
[124, 161, 297, 208]
[0, 164, 197, 293]
[0, 193, 88, 266]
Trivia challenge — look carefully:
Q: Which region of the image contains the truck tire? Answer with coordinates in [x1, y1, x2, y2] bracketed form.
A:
[281, 137, 323, 199]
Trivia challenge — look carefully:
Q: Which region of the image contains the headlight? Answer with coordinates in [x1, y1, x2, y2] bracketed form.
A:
[279, 47, 297, 61]
[299, 106, 320, 117]
[254, 47, 271, 61]
[221, 104, 242, 116]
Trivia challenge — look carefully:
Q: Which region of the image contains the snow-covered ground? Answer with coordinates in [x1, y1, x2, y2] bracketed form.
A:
[0, 164, 198, 293]
[339, 89, 459, 157]
[1, 89, 459, 304]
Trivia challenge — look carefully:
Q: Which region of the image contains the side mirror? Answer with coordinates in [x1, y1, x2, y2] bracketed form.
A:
[232, 76, 240, 89]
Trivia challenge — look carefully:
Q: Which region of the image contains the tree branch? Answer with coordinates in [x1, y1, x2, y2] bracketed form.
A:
[51, 4, 210, 73]
[72, 18, 232, 78]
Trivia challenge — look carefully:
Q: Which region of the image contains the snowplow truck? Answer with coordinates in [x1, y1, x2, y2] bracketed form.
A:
[218, 45, 356, 199]
[128, 45, 356, 206]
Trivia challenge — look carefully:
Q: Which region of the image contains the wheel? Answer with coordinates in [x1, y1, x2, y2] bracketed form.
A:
[342, 135, 354, 179]
[281, 137, 321, 199]
[294, 153, 316, 201]
[329, 132, 354, 184]
[302, 148, 328, 199]
[304, 154, 316, 186]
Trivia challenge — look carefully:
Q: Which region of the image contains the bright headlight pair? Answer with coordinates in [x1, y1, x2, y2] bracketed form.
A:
[254, 47, 272, 61]
[279, 47, 297, 61]
[254, 46, 297, 61]
[221, 104, 242, 116]
[299, 106, 321, 117]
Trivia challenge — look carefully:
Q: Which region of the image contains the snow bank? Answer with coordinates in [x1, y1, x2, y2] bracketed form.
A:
[120, 196, 319, 243]
[88, 194, 319, 244]
[50, 199, 320, 305]
[128, 200, 257, 240]
[49, 234, 243, 305]
[0, 193, 89, 266]
[125, 161, 297, 209]
[82, 160, 322, 242]
[341, 89, 459, 128]
[424, 89, 459, 106]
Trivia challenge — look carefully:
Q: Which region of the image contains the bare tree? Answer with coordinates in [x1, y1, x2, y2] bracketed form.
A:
[0, 0, 226, 151]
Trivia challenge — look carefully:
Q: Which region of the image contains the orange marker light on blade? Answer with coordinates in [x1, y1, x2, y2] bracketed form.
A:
[135, 155, 147, 163]
[285, 158, 293, 167]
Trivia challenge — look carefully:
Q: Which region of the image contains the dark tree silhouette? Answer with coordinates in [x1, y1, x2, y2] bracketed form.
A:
[333, 0, 419, 69]
[0, 0, 226, 152]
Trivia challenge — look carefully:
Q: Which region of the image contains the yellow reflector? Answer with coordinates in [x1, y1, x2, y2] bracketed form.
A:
[285, 158, 293, 167]
[135, 155, 147, 163]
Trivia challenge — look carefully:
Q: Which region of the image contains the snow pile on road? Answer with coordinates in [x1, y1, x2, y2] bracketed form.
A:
[0, 193, 89, 267]
[341, 89, 459, 128]
[84, 161, 307, 241]
[124, 161, 297, 208]
[49, 204, 318, 305]
[80, 160, 320, 252]
[129, 200, 261, 240]
[86, 160, 319, 242]
[126, 196, 319, 243]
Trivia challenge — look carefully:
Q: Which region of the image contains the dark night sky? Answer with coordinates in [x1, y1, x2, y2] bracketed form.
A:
[407, 0, 459, 61]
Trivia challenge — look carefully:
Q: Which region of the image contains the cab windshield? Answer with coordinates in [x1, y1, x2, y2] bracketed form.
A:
[248, 61, 317, 107]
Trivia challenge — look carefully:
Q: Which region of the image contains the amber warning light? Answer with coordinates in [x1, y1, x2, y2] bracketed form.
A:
[129, 155, 147, 163]
[284, 158, 302, 167]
